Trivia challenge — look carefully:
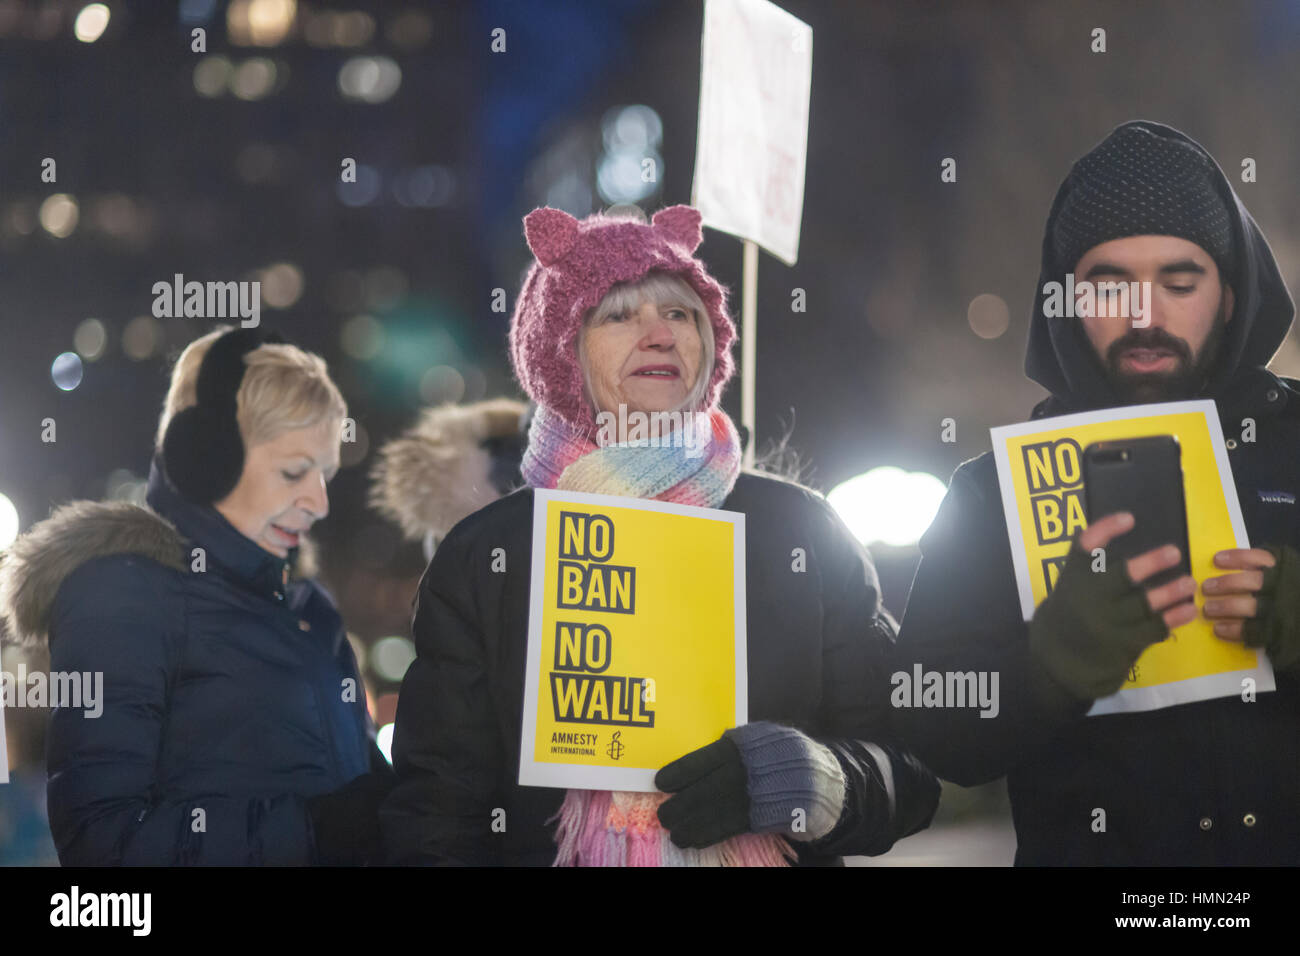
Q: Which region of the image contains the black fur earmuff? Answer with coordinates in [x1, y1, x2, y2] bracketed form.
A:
[161, 327, 285, 505]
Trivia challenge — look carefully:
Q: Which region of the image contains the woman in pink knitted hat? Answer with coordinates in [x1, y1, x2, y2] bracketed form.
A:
[382, 205, 939, 866]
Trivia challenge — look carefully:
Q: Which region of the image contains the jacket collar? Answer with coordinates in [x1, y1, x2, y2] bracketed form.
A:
[1030, 366, 1292, 421]
[145, 452, 291, 600]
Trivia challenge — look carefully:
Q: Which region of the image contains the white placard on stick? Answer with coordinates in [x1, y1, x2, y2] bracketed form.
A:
[692, 0, 812, 266]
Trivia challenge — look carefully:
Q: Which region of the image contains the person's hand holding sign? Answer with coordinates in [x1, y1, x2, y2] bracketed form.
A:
[1203, 545, 1300, 673]
[1029, 511, 1199, 703]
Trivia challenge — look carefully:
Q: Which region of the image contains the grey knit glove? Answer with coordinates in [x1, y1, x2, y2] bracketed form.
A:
[725, 721, 848, 842]
[655, 721, 848, 848]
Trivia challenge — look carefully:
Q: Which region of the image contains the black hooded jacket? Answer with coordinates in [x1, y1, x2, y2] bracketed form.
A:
[381, 473, 941, 866]
[894, 121, 1300, 865]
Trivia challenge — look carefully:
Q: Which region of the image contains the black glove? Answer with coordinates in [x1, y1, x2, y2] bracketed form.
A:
[1029, 543, 1170, 703]
[306, 771, 396, 866]
[655, 737, 751, 849]
[1243, 544, 1300, 674]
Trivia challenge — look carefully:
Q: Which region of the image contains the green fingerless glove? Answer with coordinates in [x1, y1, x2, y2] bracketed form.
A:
[1028, 545, 1170, 703]
[1242, 544, 1300, 674]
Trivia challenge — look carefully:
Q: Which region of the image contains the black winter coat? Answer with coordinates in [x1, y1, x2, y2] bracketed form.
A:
[5, 456, 381, 865]
[893, 121, 1300, 865]
[382, 472, 940, 865]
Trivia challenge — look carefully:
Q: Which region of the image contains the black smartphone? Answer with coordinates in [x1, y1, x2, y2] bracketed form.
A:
[1081, 436, 1192, 590]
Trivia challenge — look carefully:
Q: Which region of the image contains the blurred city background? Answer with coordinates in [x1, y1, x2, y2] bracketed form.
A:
[2, 0, 1298, 865]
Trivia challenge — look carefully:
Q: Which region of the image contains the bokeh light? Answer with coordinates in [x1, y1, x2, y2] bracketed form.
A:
[231, 58, 277, 100]
[228, 0, 296, 47]
[260, 261, 304, 308]
[370, 635, 416, 682]
[968, 293, 1011, 339]
[51, 352, 83, 391]
[193, 55, 233, 97]
[0, 493, 19, 551]
[385, 10, 433, 49]
[338, 56, 401, 103]
[828, 467, 948, 547]
[179, 0, 218, 24]
[376, 722, 395, 764]
[74, 318, 107, 361]
[597, 150, 661, 204]
[602, 104, 662, 152]
[419, 365, 465, 405]
[73, 4, 110, 43]
[340, 314, 385, 360]
[39, 194, 79, 238]
[337, 164, 381, 206]
[122, 315, 162, 360]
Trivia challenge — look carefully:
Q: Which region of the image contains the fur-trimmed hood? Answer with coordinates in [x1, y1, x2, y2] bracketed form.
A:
[369, 398, 528, 546]
[0, 497, 319, 650]
[1, 501, 183, 649]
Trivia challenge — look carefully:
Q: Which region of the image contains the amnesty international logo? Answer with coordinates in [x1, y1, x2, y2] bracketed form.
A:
[605, 731, 625, 761]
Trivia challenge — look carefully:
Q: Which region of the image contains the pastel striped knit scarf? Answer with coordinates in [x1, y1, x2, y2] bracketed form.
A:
[522, 402, 793, 867]
[521, 402, 743, 507]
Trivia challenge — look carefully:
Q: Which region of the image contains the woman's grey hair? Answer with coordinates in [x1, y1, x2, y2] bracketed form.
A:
[577, 270, 715, 416]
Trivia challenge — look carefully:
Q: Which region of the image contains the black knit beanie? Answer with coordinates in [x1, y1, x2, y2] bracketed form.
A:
[1051, 123, 1236, 282]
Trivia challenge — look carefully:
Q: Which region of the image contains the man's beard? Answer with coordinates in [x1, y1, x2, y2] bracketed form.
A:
[1101, 299, 1230, 404]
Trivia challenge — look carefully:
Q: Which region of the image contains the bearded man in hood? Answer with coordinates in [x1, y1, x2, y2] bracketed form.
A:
[894, 120, 1300, 865]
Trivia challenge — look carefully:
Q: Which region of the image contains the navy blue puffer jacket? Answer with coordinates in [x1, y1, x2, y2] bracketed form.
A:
[1, 454, 377, 865]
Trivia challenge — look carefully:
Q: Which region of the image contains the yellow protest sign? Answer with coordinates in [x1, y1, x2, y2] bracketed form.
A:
[990, 400, 1275, 715]
[519, 489, 746, 790]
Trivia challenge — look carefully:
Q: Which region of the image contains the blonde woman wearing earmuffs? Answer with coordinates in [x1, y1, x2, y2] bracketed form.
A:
[0, 326, 393, 865]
